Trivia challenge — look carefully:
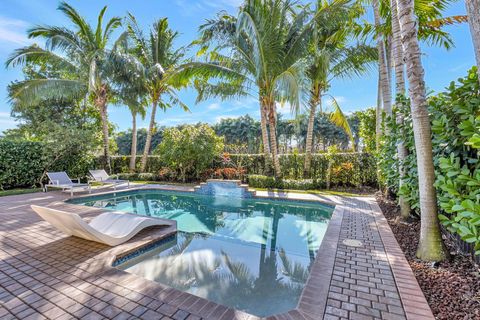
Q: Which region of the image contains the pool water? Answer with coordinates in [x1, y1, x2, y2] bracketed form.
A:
[71, 190, 333, 317]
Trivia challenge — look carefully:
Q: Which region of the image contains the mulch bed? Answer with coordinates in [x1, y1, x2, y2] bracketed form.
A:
[376, 193, 480, 320]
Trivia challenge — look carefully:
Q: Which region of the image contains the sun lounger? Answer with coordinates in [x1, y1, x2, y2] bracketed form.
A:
[45, 172, 91, 196]
[31, 205, 168, 246]
[89, 169, 130, 190]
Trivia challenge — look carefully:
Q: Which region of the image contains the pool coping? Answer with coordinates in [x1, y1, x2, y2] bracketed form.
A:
[57, 185, 342, 319]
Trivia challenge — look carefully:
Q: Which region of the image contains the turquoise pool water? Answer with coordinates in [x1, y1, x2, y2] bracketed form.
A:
[71, 190, 333, 316]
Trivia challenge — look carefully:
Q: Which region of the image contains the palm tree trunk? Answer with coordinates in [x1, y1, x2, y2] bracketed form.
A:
[304, 93, 320, 176]
[267, 101, 281, 177]
[375, 72, 383, 152]
[260, 100, 271, 154]
[140, 100, 158, 172]
[373, 0, 392, 116]
[466, 0, 480, 82]
[391, 0, 411, 219]
[397, 0, 446, 261]
[129, 110, 138, 172]
[96, 87, 111, 172]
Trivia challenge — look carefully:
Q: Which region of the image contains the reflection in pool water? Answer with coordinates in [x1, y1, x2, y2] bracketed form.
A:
[72, 191, 333, 317]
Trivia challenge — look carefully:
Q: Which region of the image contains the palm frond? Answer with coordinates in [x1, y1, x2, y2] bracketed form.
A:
[5, 45, 78, 73]
[57, 1, 95, 45]
[8, 79, 86, 108]
[327, 94, 355, 150]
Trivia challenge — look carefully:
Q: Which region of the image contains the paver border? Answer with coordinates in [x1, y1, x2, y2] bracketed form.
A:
[369, 200, 435, 320]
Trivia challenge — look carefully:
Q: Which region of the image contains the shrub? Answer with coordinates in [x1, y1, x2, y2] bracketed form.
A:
[247, 175, 278, 189]
[101, 151, 377, 187]
[154, 124, 224, 182]
[380, 67, 480, 255]
[0, 139, 95, 189]
[0, 140, 48, 189]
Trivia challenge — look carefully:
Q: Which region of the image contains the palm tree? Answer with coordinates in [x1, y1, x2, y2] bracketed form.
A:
[116, 88, 147, 172]
[6, 2, 126, 171]
[303, 0, 376, 174]
[194, 0, 307, 177]
[373, 0, 393, 118]
[396, 0, 446, 261]
[125, 15, 191, 173]
[390, 0, 411, 219]
[466, 0, 480, 82]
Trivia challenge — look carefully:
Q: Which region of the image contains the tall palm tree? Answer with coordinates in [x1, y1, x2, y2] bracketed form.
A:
[194, 0, 307, 176]
[115, 87, 147, 172]
[125, 15, 191, 173]
[390, 0, 411, 219]
[303, 0, 376, 174]
[466, 0, 480, 82]
[6, 2, 126, 171]
[396, 0, 446, 261]
[373, 0, 393, 118]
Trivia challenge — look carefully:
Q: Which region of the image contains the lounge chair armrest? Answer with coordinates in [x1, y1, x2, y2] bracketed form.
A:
[73, 178, 81, 183]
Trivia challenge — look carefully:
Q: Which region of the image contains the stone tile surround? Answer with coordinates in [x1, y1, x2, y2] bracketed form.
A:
[0, 186, 434, 319]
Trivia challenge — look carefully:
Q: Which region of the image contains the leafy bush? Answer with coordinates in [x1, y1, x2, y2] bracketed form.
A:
[247, 175, 278, 188]
[0, 140, 48, 189]
[154, 124, 224, 182]
[101, 151, 377, 187]
[380, 67, 480, 255]
[0, 139, 95, 189]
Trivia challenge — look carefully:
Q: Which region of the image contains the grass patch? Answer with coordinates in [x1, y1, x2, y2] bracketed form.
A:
[0, 188, 43, 197]
[251, 187, 372, 197]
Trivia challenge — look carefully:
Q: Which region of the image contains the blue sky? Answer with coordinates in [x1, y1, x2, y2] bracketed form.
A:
[0, 0, 475, 133]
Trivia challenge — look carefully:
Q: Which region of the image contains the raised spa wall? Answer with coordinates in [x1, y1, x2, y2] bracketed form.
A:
[193, 179, 256, 198]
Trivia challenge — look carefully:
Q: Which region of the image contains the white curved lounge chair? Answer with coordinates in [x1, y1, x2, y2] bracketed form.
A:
[31, 205, 168, 246]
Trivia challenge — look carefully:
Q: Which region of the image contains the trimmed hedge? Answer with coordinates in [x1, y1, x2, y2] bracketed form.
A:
[103, 152, 377, 188]
[380, 67, 480, 256]
[0, 141, 47, 189]
[0, 140, 95, 190]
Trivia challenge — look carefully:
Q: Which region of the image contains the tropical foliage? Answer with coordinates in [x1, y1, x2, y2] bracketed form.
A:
[380, 68, 480, 255]
[5, 2, 131, 170]
[154, 124, 224, 182]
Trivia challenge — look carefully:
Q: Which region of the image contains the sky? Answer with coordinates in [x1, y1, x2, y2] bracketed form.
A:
[0, 0, 475, 134]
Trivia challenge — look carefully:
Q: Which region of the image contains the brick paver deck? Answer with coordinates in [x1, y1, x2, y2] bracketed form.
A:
[0, 187, 433, 319]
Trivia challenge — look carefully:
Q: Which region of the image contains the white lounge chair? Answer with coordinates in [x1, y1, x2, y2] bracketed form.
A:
[89, 169, 130, 190]
[31, 205, 168, 246]
[45, 172, 91, 196]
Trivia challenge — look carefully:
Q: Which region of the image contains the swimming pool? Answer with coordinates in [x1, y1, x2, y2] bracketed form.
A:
[70, 190, 333, 317]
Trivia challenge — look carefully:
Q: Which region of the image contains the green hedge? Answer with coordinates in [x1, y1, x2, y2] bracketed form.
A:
[103, 152, 377, 187]
[96, 156, 163, 174]
[380, 67, 480, 255]
[0, 140, 95, 190]
[0, 141, 48, 189]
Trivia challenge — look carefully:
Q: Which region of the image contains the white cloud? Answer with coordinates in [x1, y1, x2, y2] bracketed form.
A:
[173, 0, 241, 16]
[215, 115, 240, 123]
[0, 16, 31, 46]
[207, 103, 221, 110]
[0, 112, 18, 133]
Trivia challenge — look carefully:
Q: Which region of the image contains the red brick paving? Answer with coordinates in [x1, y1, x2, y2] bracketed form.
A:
[0, 189, 433, 319]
